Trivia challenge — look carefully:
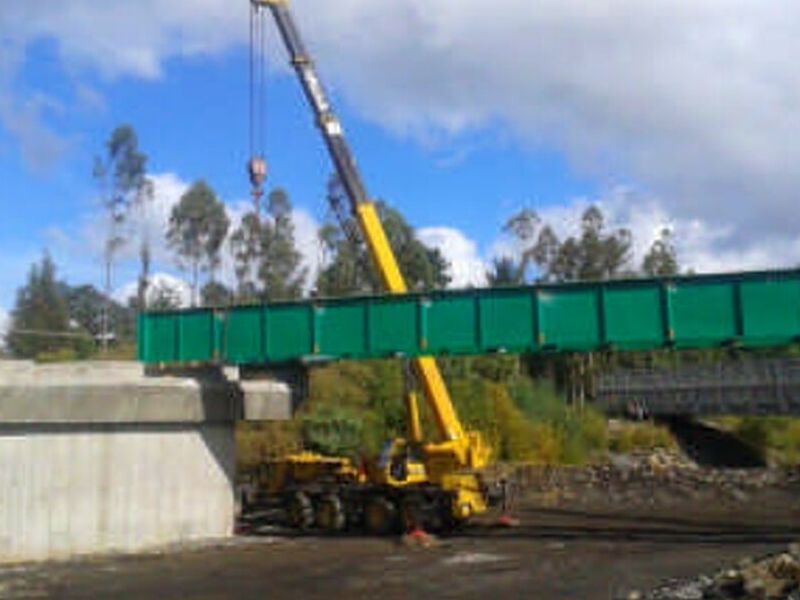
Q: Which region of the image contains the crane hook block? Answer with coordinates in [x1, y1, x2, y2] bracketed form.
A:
[248, 156, 268, 188]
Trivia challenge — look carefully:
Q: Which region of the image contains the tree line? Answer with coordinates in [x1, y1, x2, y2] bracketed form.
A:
[4, 123, 679, 360]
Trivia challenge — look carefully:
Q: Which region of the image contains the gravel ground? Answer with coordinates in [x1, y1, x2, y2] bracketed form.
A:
[2, 457, 798, 600]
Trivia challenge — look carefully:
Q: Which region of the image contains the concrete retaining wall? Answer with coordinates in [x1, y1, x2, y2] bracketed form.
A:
[0, 361, 243, 563]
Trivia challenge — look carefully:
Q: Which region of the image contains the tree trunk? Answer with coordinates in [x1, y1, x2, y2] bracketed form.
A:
[102, 255, 112, 354]
[192, 261, 199, 307]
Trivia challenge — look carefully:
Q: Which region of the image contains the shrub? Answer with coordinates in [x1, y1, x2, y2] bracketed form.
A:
[734, 417, 800, 465]
[35, 347, 81, 363]
[237, 421, 301, 471]
[608, 421, 676, 453]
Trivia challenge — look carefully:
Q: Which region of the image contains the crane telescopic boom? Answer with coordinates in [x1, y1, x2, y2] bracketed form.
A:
[250, 0, 472, 447]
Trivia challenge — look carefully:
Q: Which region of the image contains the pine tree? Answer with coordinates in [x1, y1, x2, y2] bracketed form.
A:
[7, 254, 72, 358]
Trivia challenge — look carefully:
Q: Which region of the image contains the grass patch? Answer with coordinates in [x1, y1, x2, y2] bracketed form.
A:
[608, 420, 676, 454]
[728, 417, 800, 466]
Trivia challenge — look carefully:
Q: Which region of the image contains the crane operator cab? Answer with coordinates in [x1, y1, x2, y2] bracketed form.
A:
[373, 439, 428, 487]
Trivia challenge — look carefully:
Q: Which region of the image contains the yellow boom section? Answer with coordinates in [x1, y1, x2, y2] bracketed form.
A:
[356, 203, 465, 443]
[355, 203, 408, 294]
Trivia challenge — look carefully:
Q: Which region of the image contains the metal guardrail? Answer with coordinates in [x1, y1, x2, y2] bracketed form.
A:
[596, 358, 800, 416]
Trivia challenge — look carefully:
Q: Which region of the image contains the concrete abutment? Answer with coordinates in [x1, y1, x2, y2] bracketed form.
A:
[0, 360, 290, 563]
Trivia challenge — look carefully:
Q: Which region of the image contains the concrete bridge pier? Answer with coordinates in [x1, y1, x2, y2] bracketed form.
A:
[0, 361, 290, 563]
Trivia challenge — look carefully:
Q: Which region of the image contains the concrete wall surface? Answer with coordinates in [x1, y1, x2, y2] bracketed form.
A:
[0, 361, 236, 563]
[0, 361, 240, 424]
[240, 379, 292, 421]
[0, 424, 235, 563]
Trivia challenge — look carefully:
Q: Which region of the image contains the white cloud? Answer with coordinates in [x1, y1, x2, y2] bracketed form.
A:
[114, 272, 191, 308]
[0, 2, 246, 81]
[8, 0, 800, 275]
[418, 226, 487, 288]
[292, 207, 326, 289]
[0, 36, 70, 173]
[46, 171, 191, 293]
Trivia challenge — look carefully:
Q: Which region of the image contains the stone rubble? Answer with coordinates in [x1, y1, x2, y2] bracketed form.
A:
[508, 449, 800, 509]
[625, 543, 800, 600]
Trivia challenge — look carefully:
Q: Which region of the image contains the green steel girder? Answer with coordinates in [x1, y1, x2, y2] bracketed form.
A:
[138, 268, 800, 366]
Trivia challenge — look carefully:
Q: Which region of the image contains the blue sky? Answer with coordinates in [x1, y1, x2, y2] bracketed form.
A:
[0, 26, 593, 311]
[2, 0, 800, 326]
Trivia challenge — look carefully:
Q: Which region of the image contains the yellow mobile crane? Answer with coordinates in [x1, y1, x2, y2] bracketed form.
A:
[248, 0, 497, 533]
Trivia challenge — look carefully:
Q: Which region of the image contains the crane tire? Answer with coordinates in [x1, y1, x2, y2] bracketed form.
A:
[364, 496, 398, 535]
[316, 494, 346, 532]
[286, 491, 314, 530]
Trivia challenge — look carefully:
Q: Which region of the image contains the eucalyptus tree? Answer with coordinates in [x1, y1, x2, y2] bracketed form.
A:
[167, 180, 230, 306]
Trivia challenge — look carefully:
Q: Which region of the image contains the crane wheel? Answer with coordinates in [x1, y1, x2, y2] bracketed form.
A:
[364, 497, 398, 535]
[286, 491, 314, 530]
[315, 494, 346, 532]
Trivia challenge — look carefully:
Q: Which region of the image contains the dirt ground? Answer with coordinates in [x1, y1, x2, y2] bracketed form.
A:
[2, 483, 798, 600]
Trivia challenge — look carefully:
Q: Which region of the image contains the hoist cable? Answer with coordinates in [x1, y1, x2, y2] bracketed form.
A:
[248, 5, 255, 158]
[259, 9, 268, 155]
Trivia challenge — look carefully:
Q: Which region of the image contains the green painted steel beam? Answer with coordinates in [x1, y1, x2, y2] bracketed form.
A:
[137, 268, 800, 366]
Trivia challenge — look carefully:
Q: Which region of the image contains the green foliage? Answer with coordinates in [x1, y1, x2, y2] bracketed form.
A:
[62, 284, 135, 342]
[487, 256, 524, 287]
[35, 347, 83, 363]
[94, 125, 152, 308]
[608, 421, 676, 453]
[93, 341, 136, 361]
[291, 356, 610, 466]
[440, 355, 519, 384]
[302, 360, 406, 457]
[201, 281, 234, 307]
[301, 405, 364, 458]
[505, 376, 609, 463]
[7, 254, 86, 359]
[6, 256, 144, 360]
[93, 125, 146, 241]
[167, 180, 230, 305]
[237, 421, 302, 471]
[230, 212, 262, 298]
[731, 417, 800, 465]
[642, 227, 678, 277]
[259, 189, 307, 301]
[504, 204, 633, 283]
[230, 189, 306, 302]
[316, 175, 450, 296]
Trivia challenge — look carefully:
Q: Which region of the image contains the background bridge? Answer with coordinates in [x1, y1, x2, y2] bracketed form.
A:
[596, 358, 800, 417]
